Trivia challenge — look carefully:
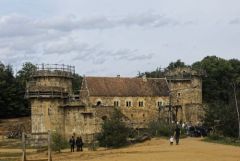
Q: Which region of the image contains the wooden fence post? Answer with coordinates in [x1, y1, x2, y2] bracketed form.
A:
[48, 130, 52, 161]
[22, 132, 26, 161]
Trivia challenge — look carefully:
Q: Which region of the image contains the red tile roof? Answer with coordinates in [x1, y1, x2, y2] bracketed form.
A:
[83, 77, 169, 97]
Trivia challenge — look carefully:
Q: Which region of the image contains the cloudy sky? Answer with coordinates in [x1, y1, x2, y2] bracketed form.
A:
[0, 0, 239, 76]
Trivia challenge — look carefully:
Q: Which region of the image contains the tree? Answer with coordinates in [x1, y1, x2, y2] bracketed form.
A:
[0, 64, 26, 117]
[192, 56, 240, 138]
[16, 62, 37, 87]
[167, 59, 188, 70]
[72, 73, 83, 93]
[51, 132, 69, 152]
[0, 62, 36, 118]
[97, 109, 130, 148]
[229, 59, 240, 139]
[233, 82, 240, 139]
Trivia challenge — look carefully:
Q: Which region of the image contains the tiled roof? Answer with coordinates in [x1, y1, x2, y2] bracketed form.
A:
[83, 77, 169, 97]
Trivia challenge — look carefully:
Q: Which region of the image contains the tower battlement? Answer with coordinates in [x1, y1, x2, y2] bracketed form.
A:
[25, 64, 74, 99]
[33, 64, 75, 78]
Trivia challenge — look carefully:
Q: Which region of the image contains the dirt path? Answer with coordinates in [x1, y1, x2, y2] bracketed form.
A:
[26, 137, 240, 161]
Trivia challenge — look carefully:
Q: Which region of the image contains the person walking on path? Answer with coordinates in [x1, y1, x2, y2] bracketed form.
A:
[174, 125, 181, 145]
[69, 136, 76, 152]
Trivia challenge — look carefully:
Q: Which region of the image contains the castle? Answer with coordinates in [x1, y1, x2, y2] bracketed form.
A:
[25, 64, 203, 142]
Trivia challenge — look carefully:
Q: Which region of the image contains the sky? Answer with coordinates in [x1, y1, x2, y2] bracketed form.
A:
[0, 0, 239, 76]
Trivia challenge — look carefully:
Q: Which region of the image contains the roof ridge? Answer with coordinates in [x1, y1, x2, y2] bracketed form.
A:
[85, 76, 167, 79]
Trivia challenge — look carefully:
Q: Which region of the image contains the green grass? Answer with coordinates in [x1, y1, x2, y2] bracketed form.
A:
[202, 135, 240, 147]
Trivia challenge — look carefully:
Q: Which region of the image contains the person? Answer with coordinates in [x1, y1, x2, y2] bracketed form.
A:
[174, 125, 181, 145]
[79, 136, 83, 151]
[69, 136, 75, 152]
[169, 136, 174, 145]
[182, 122, 185, 128]
[76, 136, 84, 151]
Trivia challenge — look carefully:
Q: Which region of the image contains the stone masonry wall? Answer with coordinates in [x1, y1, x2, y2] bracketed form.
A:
[89, 96, 169, 128]
[31, 99, 64, 134]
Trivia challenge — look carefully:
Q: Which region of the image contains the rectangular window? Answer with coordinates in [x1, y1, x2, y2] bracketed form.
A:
[139, 101, 144, 107]
[126, 101, 132, 107]
[114, 101, 119, 107]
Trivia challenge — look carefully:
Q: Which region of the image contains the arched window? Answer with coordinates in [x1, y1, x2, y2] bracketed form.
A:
[97, 101, 101, 106]
[126, 101, 132, 107]
[138, 101, 144, 107]
[96, 98, 103, 107]
[114, 101, 119, 107]
[102, 116, 107, 121]
[113, 98, 120, 107]
[156, 98, 164, 108]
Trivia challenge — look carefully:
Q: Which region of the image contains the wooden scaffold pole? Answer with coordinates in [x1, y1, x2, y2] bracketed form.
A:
[22, 132, 26, 161]
[48, 130, 52, 161]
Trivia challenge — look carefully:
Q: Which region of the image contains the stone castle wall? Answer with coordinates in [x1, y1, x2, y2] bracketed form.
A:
[166, 67, 203, 124]
[88, 96, 169, 127]
[31, 99, 65, 134]
[34, 77, 72, 92]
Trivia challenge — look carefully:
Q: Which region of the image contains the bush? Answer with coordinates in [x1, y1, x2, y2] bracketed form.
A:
[147, 119, 174, 137]
[97, 108, 130, 148]
[51, 132, 69, 152]
[203, 134, 240, 146]
[208, 134, 223, 140]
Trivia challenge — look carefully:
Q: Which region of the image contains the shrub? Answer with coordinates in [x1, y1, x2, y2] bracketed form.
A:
[97, 108, 130, 148]
[51, 132, 69, 152]
[147, 119, 174, 137]
[208, 134, 223, 140]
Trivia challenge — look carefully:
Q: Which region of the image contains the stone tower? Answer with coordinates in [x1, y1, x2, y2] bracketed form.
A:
[25, 64, 75, 134]
[166, 67, 204, 124]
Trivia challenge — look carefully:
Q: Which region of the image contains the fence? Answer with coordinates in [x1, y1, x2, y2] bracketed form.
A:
[22, 131, 52, 161]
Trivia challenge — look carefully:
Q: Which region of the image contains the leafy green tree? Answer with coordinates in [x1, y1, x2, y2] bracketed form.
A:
[148, 119, 174, 137]
[0, 63, 26, 118]
[167, 59, 188, 70]
[97, 109, 130, 148]
[51, 132, 69, 152]
[192, 56, 240, 138]
[16, 62, 37, 87]
[0, 62, 36, 118]
[72, 73, 82, 93]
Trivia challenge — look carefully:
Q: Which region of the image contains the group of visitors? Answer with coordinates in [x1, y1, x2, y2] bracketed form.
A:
[69, 136, 84, 152]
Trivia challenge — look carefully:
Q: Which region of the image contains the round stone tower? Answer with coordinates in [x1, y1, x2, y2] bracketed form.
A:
[25, 64, 75, 134]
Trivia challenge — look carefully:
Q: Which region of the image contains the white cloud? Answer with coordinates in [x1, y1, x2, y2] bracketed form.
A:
[0, 14, 41, 37]
[229, 18, 240, 25]
[0, 4, 239, 76]
[0, 12, 180, 38]
[0, 12, 180, 64]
